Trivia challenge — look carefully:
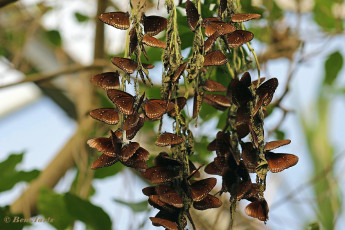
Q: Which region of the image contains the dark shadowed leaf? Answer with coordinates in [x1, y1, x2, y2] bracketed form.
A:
[324, 51, 343, 85]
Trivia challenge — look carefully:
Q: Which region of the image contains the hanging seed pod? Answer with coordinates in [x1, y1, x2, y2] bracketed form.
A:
[118, 142, 140, 162]
[142, 35, 167, 49]
[129, 28, 138, 56]
[142, 14, 168, 36]
[190, 178, 217, 202]
[90, 72, 120, 89]
[203, 80, 227, 92]
[172, 62, 188, 83]
[265, 152, 299, 173]
[193, 194, 222, 210]
[155, 132, 183, 146]
[89, 108, 119, 125]
[225, 30, 254, 48]
[107, 89, 135, 115]
[245, 199, 269, 221]
[142, 166, 179, 184]
[264, 139, 291, 151]
[98, 12, 130, 30]
[203, 50, 227, 66]
[185, 0, 199, 31]
[144, 99, 168, 119]
[231, 13, 261, 22]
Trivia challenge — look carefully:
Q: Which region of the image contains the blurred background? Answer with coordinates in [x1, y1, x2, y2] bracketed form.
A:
[0, 0, 344, 229]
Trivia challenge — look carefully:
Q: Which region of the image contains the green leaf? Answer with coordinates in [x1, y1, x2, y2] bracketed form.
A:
[192, 135, 213, 164]
[0, 153, 40, 192]
[74, 12, 89, 23]
[94, 162, 124, 179]
[274, 129, 285, 140]
[0, 206, 28, 230]
[324, 51, 343, 85]
[45, 30, 62, 47]
[37, 187, 73, 229]
[313, 0, 343, 32]
[64, 193, 112, 230]
[113, 199, 148, 213]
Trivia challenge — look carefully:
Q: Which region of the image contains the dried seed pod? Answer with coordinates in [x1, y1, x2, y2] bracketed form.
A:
[142, 14, 168, 36]
[155, 132, 183, 146]
[203, 50, 227, 66]
[107, 89, 135, 115]
[264, 139, 291, 151]
[203, 80, 227, 92]
[142, 35, 167, 49]
[245, 199, 269, 221]
[265, 152, 299, 173]
[118, 142, 140, 162]
[193, 194, 222, 210]
[90, 72, 120, 90]
[144, 99, 168, 119]
[190, 178, 217, 201]
[91, 154, 118, 169]
[98, 12, 130, 30]
[231, 13, 261, 22]
[89, 108, 119, 125]
[186, 0, 199, 31]
[225, 30, 254, 48]
[142, 166, 179, 184]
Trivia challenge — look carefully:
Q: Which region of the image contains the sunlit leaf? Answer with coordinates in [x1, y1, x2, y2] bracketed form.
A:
[38, 187, 73, 229]
[324, 51, 343, 85]
[64, 193, 112, 230]
[113, 199, 148, 213]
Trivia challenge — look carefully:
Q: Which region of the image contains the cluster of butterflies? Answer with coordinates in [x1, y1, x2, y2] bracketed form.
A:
[204, 72, 299, 222]
[86, 0, 299, 229]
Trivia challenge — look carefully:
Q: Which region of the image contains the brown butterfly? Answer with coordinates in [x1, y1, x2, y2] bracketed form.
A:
[201, 17, 221, 27]
[203, 94, 231, 109]
[90, 72, 120, 90]
[264, 139, 291, 151]
[118, 142, 140, 162]
[89, 108, 119, 125]
[142, 14, 168, 36]
[150, 216, 178, 230]
[204, 32, 219, 52]
[190, 178, 217, 202]
[122, 147, 149, 171]
[193, 194, 222, 210]
[98, 12, 130, 30]
[142, 35, 167, 49]
[245, 199, 269, 221]
[159, 192, 183, 208]
[154, 152, 182, 167]
[155, 132, 183, 146]
[241, 142, 258, 173]
[203, 80, 227, 92]
[148, 195, 177, 213]
[111, 57, 154, 74]
[87, 137, 116, 157]
[126, 115, 145, 140]
[231, 13, 261, 22]
[167, 97, 187, 117]
[141, 166, 179, 184]
[129, 28, 138, 56]
[204, 21, 236, 37]
[203, 50, 227, 66]
[91, 154, 118, 170]
[254, 78, 279, 115]
[107, 89, 135, 115]
[172, 62, 188, 83]
[185, 0, 199, 31]
[225, 30, 254, 48]
[144, 99, 168, 119]
[265, 152, 299, 173]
